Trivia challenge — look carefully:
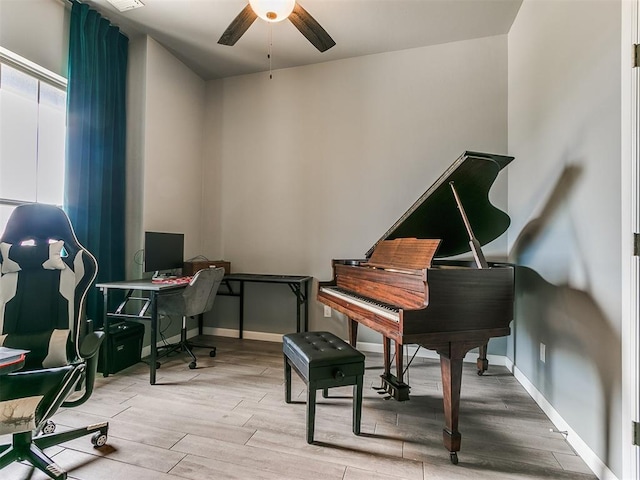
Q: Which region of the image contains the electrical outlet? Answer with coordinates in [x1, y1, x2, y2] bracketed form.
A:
[323, 305, 332, 317]
[540, 343, 546, 363]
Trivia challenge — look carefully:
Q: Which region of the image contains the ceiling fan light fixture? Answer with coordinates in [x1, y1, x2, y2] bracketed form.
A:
[249, 0, 296, 22]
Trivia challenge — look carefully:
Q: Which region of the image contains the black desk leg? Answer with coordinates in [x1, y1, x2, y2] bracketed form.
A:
[295, 284, 301, 333]
[304, 279, 309, 332]
[101, 287, 110, 377]
[149, 292, 158, 385]
[289, 280, 309, 333]
[239, 281, 244, 339]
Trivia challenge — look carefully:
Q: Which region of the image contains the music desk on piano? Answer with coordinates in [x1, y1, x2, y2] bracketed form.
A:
[317, 151, 515, 464]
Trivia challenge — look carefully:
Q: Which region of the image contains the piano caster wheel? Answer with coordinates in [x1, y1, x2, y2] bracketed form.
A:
[156, 362, 161, 369]
[189, 361, 197, 369]
[450, 452, 459, 465]
[209, 348, 216, 358]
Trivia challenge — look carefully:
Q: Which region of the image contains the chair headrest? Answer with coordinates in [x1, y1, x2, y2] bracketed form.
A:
[0, 204, 78, 246]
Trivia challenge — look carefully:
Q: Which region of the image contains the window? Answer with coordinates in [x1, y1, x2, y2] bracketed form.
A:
[0, 47, 67, 234]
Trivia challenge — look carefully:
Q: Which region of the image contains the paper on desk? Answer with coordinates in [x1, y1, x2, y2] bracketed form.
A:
[0, 346, 29, 363]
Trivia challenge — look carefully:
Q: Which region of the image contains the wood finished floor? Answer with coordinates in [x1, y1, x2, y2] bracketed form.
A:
[2, 335, 597, 480]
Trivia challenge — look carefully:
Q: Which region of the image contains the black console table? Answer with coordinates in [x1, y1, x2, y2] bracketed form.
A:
[218, 273, 312, 338]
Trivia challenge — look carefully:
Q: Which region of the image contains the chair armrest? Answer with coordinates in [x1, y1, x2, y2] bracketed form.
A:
[62, 331, 104, 408]
[79, 330, 104, 359]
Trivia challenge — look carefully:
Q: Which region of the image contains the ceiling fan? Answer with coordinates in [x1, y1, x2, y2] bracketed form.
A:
[218, 0, 336, 53]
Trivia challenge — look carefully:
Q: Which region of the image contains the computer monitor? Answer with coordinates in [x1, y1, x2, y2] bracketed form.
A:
[144, 231, 184, 276]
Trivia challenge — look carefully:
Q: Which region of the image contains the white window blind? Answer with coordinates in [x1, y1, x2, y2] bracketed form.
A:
[0, 47, 67, 233]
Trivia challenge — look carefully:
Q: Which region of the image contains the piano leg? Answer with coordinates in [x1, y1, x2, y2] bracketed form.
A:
[348, 317, 359, 347]
[395, 341, 404, 383]
[440, 343, 464, 465]
[476, 342, 489, 376]
[383, 336, 391, 377]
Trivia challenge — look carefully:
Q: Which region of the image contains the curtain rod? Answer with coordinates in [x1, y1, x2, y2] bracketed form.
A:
[62, 0, 131, 39]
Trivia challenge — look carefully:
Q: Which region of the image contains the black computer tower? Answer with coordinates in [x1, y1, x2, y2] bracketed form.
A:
[98, 321, 144, 374]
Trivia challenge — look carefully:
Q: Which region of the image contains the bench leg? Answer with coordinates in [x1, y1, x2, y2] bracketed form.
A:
[353, 375, 363, 435]
[284, 355, 292, 403]
[322, 388, 329, 398]
[307, 382, 317, 444]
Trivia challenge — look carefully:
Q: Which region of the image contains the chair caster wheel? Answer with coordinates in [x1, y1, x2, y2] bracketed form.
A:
[189, 361, 197, 369]
[91, 432, 108, 448]
[450, 452, 458, 465]
[209, 348, 216, 358]
[42, 420, 56, 434]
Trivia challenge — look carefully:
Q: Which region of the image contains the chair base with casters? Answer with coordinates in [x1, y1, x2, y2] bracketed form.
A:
[0, 425, 108, 480]
[156, 315, 217, 370]
[0, 332, 108, 479]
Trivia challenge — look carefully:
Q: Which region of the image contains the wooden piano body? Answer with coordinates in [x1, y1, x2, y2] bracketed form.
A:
[317, 151, 515, 464]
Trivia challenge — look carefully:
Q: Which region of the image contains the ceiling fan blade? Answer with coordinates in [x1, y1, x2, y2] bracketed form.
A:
[218, 4, 258, 46]
[288, 3, 335, 52]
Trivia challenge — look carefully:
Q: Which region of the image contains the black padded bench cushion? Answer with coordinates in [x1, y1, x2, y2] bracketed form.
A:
[283, 331, 365, 443]
[283, 331, 364, 381]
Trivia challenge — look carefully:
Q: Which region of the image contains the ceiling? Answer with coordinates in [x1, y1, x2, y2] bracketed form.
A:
[85, 0, 523, 80]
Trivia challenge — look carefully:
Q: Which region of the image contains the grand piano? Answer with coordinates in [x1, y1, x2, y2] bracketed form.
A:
[318, 151, 514, 464]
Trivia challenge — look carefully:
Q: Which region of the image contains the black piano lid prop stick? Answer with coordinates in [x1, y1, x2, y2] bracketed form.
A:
[449, 181, 488, 269]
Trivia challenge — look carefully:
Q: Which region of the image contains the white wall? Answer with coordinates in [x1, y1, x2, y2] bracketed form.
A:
[205, 35, 510, 342]
[0, 0, 68, 77]
[125, 35, 146, 278]
[140, 37, 207, 264]
[202, 81, 224, 260]
[508, 0, 622, 476]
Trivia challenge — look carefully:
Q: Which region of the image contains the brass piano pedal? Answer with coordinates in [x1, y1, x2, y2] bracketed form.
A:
[375, 384, 390, 395]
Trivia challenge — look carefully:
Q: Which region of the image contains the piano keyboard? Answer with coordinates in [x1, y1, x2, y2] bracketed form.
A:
[320, 286, 400, 322]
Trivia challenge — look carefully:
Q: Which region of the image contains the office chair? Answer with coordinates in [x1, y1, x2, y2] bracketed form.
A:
[156, 267, 225, 369]
[0, 204, 108, 480]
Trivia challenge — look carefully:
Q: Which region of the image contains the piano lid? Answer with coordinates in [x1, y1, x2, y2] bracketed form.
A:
[366, 151, 514, 259]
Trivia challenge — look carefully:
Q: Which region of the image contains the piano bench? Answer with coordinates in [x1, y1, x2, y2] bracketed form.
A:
[283, 331, 365, 444]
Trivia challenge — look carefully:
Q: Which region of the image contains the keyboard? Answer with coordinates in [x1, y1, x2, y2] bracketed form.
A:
[151, 276, 192, 285]
[319, 286, 400, 322]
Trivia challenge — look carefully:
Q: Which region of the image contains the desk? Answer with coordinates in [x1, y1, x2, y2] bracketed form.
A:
[97, 279, 185, 385]
[218, 274, 313, 338]
[0, 347, 27, 375]
[97, 273, 312, 385]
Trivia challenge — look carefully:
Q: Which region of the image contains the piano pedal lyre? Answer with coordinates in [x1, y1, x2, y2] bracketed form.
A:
[372, 378, 394, 399]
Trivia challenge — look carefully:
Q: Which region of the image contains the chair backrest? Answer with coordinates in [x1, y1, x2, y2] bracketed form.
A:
[182, 267, 225, 317]
[0, 204, 97, 369]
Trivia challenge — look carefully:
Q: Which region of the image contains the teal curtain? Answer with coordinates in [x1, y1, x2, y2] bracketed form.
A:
[65, 1, 128, 325]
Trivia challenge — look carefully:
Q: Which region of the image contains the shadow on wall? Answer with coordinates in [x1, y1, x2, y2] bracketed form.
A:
[510, 164, 621, 469]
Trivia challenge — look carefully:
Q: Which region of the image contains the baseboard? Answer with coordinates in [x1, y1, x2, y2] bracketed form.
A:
[143, 329, 613, 479]
[354, 340, 507, 367]
[203, 326, 284, 343]
[141, 327, 284, 358]
[511, 364, 616, 480]
[155, 331, 506, 365]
